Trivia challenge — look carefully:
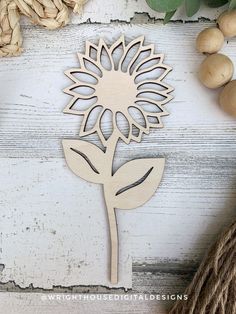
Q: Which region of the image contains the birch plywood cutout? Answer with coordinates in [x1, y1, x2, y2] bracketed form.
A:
[62, 36, 174, 284]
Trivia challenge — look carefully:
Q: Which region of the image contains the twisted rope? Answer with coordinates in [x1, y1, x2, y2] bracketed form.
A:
[64, 0, 87, 13]
[170, 220, 236, 314]
[0, 0, 22, 57]
[0, 0, 87, 57]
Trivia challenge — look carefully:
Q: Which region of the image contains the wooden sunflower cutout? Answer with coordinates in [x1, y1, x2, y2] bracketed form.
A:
[62, 36, 174, 284]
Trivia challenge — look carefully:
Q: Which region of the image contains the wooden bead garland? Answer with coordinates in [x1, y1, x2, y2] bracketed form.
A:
[196, 27, 224, 54]
[197, 10, 236, 118]
[220, 80, 236, 117]
[218, 10, 236, 38]
[199, 53, 234, 89]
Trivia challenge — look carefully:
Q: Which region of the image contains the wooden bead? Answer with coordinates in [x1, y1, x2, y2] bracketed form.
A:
[218, 10, 236, 38]
[196, 27, 224, 54]
[198, 53, 234, 89]
[219, 80, 236, 117]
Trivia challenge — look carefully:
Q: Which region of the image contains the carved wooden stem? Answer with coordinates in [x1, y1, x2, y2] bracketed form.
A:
[103, 131, 119, 284]
[104, 188, 118, 284]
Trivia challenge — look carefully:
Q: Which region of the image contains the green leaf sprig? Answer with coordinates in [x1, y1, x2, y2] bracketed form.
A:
[146, 0, 236, 23]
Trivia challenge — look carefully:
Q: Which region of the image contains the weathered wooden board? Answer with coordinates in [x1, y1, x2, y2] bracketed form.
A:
[18, 0, 228, 25]
[66, 2, 225, 23]
[0, 7, 236, 312]
[0, 292, 170, 314]
[1, 21, 236, 288]
[0, 262, 196, 313]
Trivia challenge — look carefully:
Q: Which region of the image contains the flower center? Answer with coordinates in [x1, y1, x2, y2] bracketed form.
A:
[96, 71, 137, 111]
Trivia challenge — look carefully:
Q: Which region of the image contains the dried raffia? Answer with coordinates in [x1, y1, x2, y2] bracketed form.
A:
[0, 0, 87, 57]
[170, 220, 236, 314]
[0, 0, 22, 57]
[14, 0, 70, 29]
[63, 0, 87, 13]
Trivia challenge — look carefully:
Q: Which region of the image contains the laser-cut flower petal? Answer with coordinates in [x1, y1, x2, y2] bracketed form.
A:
[128, 45, 156, 75]
[135, 63, 172, 81]
[64, 83, 95, 96]
[110, 35, 125, 70]
[97, 39, 114, 71]
[99, 109, 114, 140]
[65, 68, 98, 85]
[114, 112, 132, 144]
[135, 102, 167, 120]
[63, 36, 173, 145]
[85, 41, 98, 61]
[79, 105, 104, 137]
[136, 95, 172, 109]
[63, 96, 98, 115]
[120, 36, 145, 73]
[137, 80, 174, 93]
[133, 55, 164, 74]
[78, 54, 103, 78]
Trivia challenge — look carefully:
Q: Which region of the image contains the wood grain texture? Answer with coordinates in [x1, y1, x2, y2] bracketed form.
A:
[0, 292, 170, 314]
[18, 0, 229, 24]
[0, 262, 196, 312]
[0, 15, 236, 312]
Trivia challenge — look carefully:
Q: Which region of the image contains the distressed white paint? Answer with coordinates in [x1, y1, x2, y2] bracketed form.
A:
[19, 0, 228, 24]
[58, 1, 226, 23]
[1, 22, 236, 290]
[0, 158, 132, 288]
[0, 292, 169, 314]
[1, 2, 236, 312]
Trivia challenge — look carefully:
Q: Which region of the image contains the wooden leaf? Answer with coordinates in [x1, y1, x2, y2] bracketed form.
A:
[109, 158, 165, 209]
[62, 139, 105, 184]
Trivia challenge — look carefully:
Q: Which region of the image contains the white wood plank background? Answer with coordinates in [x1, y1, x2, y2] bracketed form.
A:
[0, 1, 236, 313]
[40, 0, 227, 23]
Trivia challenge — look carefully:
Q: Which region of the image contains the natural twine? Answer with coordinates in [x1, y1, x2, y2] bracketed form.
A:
[0, 0, 22, 57]
[170, 220, 236, 314]
[0, 0, 87, 57]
